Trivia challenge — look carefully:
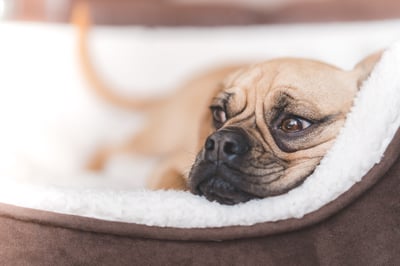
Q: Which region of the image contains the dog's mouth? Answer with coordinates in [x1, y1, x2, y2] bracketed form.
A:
[188, 127, 301, 205]
[189, 162, 263, 205]
[196, 177, 256, 205]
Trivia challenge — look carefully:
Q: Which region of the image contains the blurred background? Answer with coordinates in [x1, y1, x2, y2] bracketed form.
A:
[0, 0, 399, 189]
[1, 0, 400, 25]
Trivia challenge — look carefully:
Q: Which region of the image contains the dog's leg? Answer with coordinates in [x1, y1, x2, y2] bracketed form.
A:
[87, 145, 190, 192]
[86, 137, 153, 171]
[86, 119, 182, 172]
[146, 162, 187, 190]
[146, 152, 194, 190]
[87, 141, 190, 190]
[87, 146, 116, 171]
[147, 165, 187, 190]
[86, 143, 132, 171]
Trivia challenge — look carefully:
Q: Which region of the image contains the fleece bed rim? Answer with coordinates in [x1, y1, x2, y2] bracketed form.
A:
[1, 127, 399, 242]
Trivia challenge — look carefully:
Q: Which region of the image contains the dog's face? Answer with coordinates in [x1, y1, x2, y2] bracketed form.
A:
[189, 54, 381, 205]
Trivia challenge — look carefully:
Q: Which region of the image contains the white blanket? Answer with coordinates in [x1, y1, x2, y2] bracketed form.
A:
[0, 20, 399, 228]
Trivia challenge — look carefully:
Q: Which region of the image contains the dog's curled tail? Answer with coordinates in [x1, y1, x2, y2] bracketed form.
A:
[71, 1, 164, 111]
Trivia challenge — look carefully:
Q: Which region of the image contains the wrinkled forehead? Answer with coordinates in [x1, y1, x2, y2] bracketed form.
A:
[222, 59, 357, 111]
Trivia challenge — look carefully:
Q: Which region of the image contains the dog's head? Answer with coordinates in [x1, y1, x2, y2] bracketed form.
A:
[189, 53, 382, 205]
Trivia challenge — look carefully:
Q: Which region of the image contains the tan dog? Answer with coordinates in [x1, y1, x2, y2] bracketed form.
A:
[73, 3, 382, 204]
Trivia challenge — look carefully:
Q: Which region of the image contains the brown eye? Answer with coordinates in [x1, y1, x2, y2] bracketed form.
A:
[280, 117, 311, 133]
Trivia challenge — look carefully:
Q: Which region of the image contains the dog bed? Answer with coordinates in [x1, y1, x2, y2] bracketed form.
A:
[0, 20, 400, 265]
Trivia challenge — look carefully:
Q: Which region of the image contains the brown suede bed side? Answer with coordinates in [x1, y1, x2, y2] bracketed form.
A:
[9, 0, 400, 26]
[0, 128, 399, 265]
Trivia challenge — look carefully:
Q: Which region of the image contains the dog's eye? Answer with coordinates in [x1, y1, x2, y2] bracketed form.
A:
[211, 106, 227, 128]
[280, 117, 311, 133]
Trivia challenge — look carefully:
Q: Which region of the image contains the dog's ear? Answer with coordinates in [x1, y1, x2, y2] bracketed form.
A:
[353, 50, 384, 88]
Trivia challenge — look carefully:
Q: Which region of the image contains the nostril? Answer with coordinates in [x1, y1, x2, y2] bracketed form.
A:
[223, 140, 249, 156]
[204, 128, 250, 162]
[205, 138, 215, 151]
[223, 141, 236, 155]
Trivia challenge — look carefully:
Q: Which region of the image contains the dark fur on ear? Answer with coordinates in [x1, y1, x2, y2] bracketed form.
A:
[354, 50, 385, 88]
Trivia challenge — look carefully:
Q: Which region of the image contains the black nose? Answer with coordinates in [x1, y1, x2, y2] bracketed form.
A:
[204, 127, 250, 163]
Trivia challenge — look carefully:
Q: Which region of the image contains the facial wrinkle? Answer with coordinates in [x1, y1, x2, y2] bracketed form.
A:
[254, 67, 279, 155]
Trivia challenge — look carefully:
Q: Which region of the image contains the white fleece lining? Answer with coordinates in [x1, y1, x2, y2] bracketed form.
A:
[0, 24, 399, 228]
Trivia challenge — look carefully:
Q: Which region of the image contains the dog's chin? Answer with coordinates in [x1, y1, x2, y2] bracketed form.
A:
[189, 162, 261, 205]
[197, 177, 256, 205]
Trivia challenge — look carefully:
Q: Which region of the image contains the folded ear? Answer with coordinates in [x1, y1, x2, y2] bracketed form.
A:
[353, 50, 384, 87]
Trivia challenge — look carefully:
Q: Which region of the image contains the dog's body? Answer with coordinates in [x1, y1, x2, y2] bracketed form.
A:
[85, 65, 243, 191]
[74, 3, 381, 204]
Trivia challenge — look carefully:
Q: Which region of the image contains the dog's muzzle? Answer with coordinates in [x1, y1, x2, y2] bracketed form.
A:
[204, 127, 250, 163]
[189, 127, 259, 205]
